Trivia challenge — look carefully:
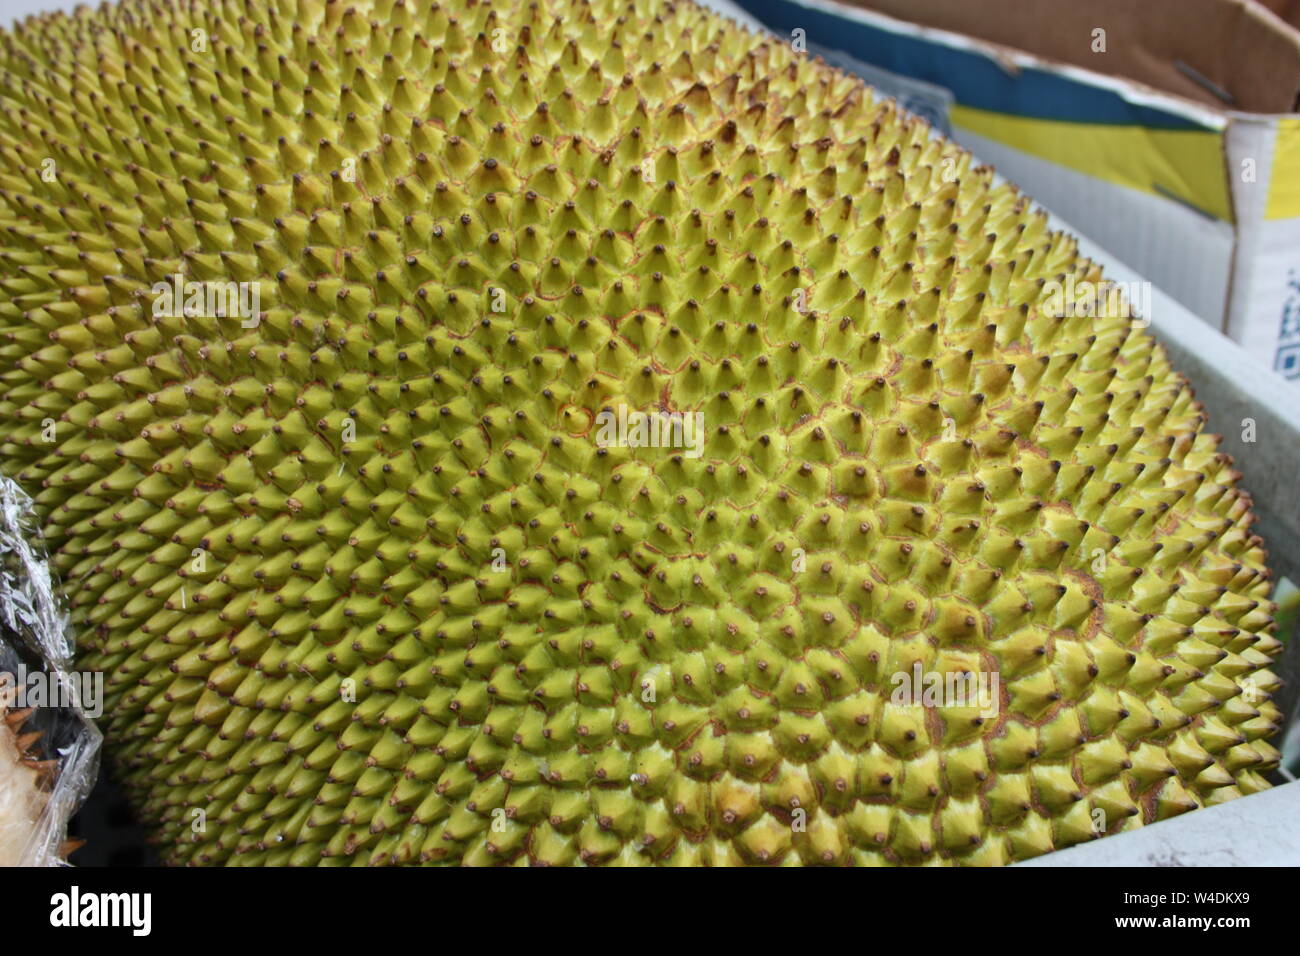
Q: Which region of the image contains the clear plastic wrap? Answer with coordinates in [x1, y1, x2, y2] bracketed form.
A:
[0, 476, 101, 866]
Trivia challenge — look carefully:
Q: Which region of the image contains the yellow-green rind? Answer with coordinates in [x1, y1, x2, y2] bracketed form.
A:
[0, 0, 1282, 865]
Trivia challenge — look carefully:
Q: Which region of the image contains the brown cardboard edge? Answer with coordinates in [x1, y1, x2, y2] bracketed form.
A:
[808, 0, 1242, 121]
[834, 0, 1300, 114]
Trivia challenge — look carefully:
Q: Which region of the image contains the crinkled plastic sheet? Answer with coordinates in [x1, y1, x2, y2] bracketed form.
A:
[0, 476, 101, 866]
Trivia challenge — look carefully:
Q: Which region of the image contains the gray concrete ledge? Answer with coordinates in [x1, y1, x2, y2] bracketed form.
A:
[1017, 779, 1300, 866]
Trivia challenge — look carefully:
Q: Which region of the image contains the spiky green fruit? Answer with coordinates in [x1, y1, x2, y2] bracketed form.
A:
[0, 0, 1282, 866]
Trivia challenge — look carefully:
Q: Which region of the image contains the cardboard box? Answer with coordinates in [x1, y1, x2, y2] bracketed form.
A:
[1259, 0, 1300, 30]
[734, 0, 1300, 381]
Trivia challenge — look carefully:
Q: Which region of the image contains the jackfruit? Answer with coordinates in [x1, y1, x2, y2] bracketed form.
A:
[0, 0, 1282, 866]
[0, 702, 51, 865]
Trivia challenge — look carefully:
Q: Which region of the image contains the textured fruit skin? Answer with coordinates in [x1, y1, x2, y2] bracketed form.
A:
[0, 0, 1283, 866]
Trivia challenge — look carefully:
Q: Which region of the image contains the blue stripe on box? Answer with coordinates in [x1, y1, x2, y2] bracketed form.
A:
[735, 0, 1215, 132]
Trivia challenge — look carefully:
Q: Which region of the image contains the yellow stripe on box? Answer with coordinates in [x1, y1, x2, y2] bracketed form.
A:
[951, 104, 1232, 223]
[1267, 118, 1300, 221]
